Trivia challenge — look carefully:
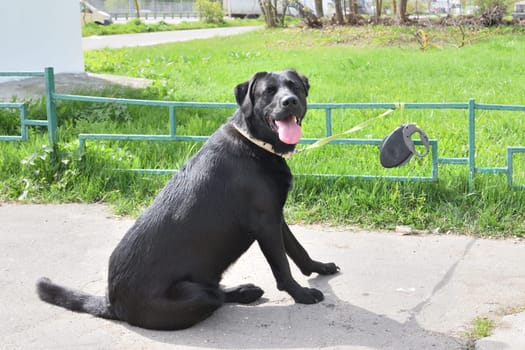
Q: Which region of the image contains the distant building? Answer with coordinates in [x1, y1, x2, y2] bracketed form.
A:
[513, 0, 525, 19]
[429, 0, 462, 14]
[222, 0, 261, 18]
[89, 0, 196, 18]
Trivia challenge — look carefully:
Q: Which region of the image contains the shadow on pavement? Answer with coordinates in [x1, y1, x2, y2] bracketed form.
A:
[128, 274, 465, 350]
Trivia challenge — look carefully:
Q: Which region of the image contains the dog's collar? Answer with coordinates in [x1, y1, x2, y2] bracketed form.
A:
[232, 124, 295, 159]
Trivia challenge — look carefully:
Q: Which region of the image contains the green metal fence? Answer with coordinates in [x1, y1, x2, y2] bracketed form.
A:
[1, 67, 524, 190]
[0, 102, 28, 141]
[0, 68, 57, 145]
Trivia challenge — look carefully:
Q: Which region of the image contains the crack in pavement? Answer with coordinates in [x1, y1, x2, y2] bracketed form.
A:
[408, 237, 478, 320]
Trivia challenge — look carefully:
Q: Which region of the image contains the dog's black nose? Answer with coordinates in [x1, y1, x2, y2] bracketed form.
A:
[281, 95, 298, 107]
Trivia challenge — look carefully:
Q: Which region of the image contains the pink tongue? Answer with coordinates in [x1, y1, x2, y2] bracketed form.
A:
[275, 118, 302, 144]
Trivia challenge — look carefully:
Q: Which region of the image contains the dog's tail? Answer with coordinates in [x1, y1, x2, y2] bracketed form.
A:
[36, 277, 118, 320]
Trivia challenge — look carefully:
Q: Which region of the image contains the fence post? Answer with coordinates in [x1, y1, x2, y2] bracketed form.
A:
[44, 67, 58, 146]
[20, 103, 29, 141]
[169, 105, 176, 137]
[468, 98, 476, 191]
[325, 108, 332, 137]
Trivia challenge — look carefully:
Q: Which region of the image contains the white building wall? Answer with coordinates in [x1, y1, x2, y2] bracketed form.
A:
[0, 0, 84, 75]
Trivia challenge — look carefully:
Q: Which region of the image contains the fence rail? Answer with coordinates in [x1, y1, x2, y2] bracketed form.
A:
[1, 67, 524, 190]
[0, 69, 57, 144]
[110, 11, 199, 21]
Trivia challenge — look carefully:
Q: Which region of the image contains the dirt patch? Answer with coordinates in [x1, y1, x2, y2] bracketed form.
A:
[0, 72, 152, 101]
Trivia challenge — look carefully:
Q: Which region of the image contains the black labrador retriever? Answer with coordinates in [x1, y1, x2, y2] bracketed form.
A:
[37, 69, 340, 330]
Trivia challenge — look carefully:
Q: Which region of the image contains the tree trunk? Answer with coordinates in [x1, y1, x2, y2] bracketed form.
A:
[315, 0, 324, 17]
[289, 0, 323, 28]
[347, 0, 358, 14]
[392, 0, 397, 16]
[258, 0, 277, 27]
[334, 0, 344, 23]
[397, 0, 408, 23]
[375, 0, 382, 20]
[393, 0, 409, 23]
[270, 0, 279, 25]
[278, 0, 290, 26]
[134, 0, 140, 18]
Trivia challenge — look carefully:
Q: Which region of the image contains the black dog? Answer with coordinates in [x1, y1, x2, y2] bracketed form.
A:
[37, 70, 340, 330]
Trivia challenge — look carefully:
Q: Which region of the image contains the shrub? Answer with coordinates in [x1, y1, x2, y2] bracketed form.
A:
[0, 108, 21, 136]
[195, 0, 224, 23]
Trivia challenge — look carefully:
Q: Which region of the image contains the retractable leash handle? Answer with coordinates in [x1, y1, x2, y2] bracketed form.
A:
[379, 123, 430, 168]
[403, 123, 429, 158]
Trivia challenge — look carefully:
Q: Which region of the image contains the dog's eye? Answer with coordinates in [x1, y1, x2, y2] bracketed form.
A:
[288, 81, 300, 93]
[265, 86, 277, 95]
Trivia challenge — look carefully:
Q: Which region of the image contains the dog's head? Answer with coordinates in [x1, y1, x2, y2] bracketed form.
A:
[233, 69, 309, 154]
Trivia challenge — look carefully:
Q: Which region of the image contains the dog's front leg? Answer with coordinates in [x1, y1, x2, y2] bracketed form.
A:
[281, 220, 340, 276]
[256, 222, 324, 304]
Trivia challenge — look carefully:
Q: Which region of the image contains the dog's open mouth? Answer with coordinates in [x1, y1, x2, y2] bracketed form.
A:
[269, 115, 302, 145]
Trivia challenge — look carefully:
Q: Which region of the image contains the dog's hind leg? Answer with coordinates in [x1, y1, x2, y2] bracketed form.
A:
[224, 284, 264, 304]
[129, 281, 224, 330]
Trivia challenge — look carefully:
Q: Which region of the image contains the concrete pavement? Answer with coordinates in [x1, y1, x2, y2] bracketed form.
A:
[82, 26, 261, 50]
[0, 72, 152, 101]
[1, 203, 524, 349]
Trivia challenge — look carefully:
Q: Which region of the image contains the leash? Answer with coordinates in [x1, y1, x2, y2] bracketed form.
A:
[295, 109, 395, 155]
[297, 105, 430, 168]
[233, 106, 429, 168]
[233, 109, 394, 159]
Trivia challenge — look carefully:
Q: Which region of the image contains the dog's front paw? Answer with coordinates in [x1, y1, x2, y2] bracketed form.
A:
[311, 261, 340, 275]
[293, 287, 324, 304]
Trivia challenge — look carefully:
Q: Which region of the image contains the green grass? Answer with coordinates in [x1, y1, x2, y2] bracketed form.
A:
[464, 306, 525, 346]
[82, 18, 262, 37]
[466, 316, 495, 340]
[2, 26, 525, 235]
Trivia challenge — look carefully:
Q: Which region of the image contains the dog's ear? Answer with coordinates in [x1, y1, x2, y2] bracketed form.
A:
[287, 69, 310, 97]
[234, 72, 268, 107]
[234, 81, 249, 106]
[298, 73, 310, 97]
